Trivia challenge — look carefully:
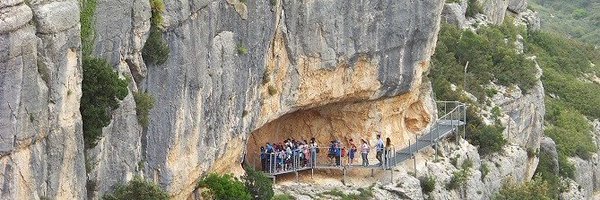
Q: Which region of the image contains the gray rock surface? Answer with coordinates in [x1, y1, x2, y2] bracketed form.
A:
[478, 0, 510, 24]
[141, 0, 444, 198]
[0, 0, 86, 199]
[540, 136, 559, 175]
[570, 120, 600, 199]
[516, 9, 541, 31]
[32, 1, 80, 34]
[508, 0, 528, 13]
[441, 1, 468, 29]
[84, 0, 151, 198]
[0, 0, 547, 199]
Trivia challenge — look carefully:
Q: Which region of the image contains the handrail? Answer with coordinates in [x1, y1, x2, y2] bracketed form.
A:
[260, 101, 467, 176]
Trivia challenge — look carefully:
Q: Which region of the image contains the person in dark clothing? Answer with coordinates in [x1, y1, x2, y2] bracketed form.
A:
[260, 146, 266, 171]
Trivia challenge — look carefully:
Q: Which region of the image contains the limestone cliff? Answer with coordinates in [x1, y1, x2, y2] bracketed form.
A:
[0, 0, 544, 199]
[0, 0, 86, 199]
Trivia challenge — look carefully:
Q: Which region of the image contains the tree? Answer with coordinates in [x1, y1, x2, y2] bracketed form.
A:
[102, 176, 169, 200]
[81, 57, 128, 148]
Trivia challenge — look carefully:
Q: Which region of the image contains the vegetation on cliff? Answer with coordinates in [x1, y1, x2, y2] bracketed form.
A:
[529, 0, 600, 46]
[81, 58, 129, 148]
[430, 22, 533, 156]
[102, 176, 169, 200]
[197, 167, 275, 200]
[142, 0, 170, 66]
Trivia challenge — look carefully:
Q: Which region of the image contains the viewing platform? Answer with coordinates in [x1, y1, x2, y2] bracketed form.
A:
[255, 101, 467, 181]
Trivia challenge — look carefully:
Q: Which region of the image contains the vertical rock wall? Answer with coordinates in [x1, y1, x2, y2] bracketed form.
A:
[0, 0, 86, 199]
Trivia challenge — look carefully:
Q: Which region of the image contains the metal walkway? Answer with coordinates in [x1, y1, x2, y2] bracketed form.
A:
[261, 101, 467, 179]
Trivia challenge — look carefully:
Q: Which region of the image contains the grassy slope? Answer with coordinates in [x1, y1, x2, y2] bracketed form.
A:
[529, 0, 600, 47]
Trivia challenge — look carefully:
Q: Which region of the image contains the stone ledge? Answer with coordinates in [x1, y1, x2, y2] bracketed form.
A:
[33, 0, 79, 34]
[0, 4, 32, 34]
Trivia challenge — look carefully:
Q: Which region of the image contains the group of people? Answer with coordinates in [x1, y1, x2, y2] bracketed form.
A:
[258, 134, 394, 173]
[259, 138, 319, 173]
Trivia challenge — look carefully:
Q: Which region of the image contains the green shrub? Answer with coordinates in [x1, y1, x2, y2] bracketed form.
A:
[268, 85, 277, 96]
[80, 0, 97, 55]
[493, 176, 552, 200]
[461, 105, 507, 155]
[238, 43, 249, 55]
[534, 148, 570, 199]
[466, 0, 483, 18]
[243, 167, 273, 200]
[133, 92, 155, 128]
[446, 168, 471, 190]
[419, 176, 436, 194]
[198, 173, 252, 200]
[319, 187, 373, 200]
[461, 158, 474, 170]
[81, 57, 129, 148]
[480, 163, 490, 181]
[102, 176, 169, 200]
[143, 0, 169, 66]
[431, 22, 537, 107]
[149, 0, 166, 29]
[272, 194, 296, 200]
[544, 99, 596, 160]
[142, 27, 170, 66]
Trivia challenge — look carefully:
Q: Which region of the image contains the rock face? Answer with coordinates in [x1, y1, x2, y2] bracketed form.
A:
[539, 136, 559, 175]
[441, 0, 468, 29]
[0, 0, 545, 199]
[570, 120, 600, 199]
[0, 0, 86, 199]
[142, 0, 444, 198]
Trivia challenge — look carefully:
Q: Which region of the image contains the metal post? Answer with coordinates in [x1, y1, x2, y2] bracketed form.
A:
[269, 153, 273, 174]
[435, 142, 438, 161]
[414, 134, 418, 177]
[463, 104, 467, 140]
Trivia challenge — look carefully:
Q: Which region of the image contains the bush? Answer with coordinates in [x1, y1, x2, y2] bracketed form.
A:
[81, 57, 129, 148]
[493, 176, 552, 200]
[143, 0, 169, 66]
[237, 43, 249, 55]
[465, 109, 507, 156]
[446, 168, 471, 190]
[272, 194, 296, 200]
[466, 0, 483, 18]
[142, 27, 170, 66]
[149, 0, 166, 29]
[544, 99, 596, 160]
[419, 176, 436, 194]
[198, 173, 252, 200]
[461, 158, 473, 170]
[102, 176, 169, 200]
[319, 186, 374, 200]
[80, 0, 97, 56]
[133, 92, 155, 128]
[480, 163, 490, 181]
[243, 167, 273, 200]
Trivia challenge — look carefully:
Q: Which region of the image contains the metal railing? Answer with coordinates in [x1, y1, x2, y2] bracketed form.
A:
[254, 101, 467, 176]
[258, 146, 398, 175]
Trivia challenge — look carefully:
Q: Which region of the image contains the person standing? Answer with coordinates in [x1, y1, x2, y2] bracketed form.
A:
[385, 137, 393, 168]
[375, 134, 384, 166]
[334, 140, 342, 166]
[361, 139, 370, 166]
[260, 146, 266, 171]
[348, 139, 357, 165]
[310, 138, 318, 167]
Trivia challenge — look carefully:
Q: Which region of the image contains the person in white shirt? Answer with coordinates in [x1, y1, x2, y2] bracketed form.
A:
[361, 139, 370, 166]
